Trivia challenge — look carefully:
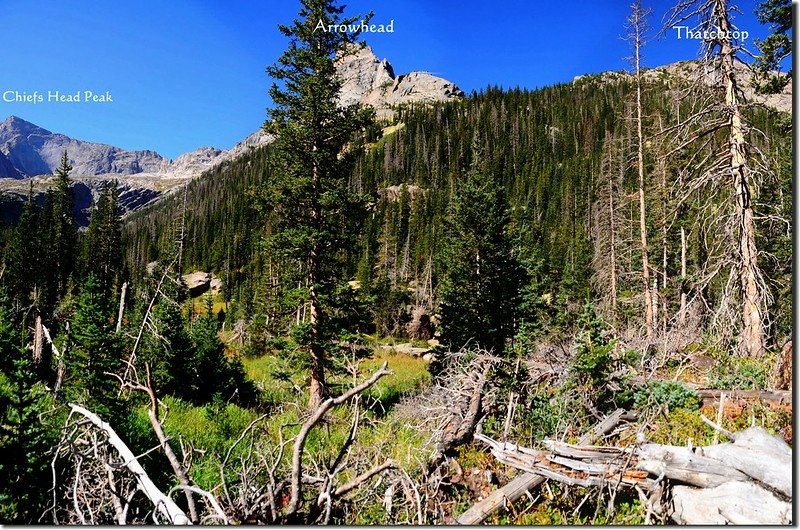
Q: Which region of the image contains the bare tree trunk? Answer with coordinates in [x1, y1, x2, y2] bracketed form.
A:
[609, 174, 618, 320]
[308, 155, 326, 410]
[630, 0, 654, 343]
[679, 226, 687, 326]
[715, 0, 765, 357]
[116, 281, 127, 333]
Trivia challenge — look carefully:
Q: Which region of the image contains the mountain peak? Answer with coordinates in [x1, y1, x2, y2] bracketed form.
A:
[0, 116, 168, 179]
[336, 44, 463, 116]
[1, 115, 51, 137]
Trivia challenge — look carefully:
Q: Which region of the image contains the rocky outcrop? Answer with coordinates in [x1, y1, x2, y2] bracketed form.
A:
[0, 116, 169, 178]
[573, 59, 792, 115]
[0, 150, 20, 178]
[181, 271, 222, 298]
[336, 45, 463, 116]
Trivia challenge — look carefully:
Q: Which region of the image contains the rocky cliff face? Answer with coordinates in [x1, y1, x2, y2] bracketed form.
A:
[0, 116, 169, 178]
[336, 45, 464, 116]
[0, 150, 20, 179]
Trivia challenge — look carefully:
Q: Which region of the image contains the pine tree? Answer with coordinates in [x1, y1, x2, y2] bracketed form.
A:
[138, 272, 196, 399]
[753, 0, 791, 93]
[81, 182, 123, 292]
[264, 0, 375, 409]
[67, 275, 126, 422]
[0, 292, 54, 523]
[40, 151, 78, 312]
[191, 295, 253, 404]
[437, 135, 522, 355]
[3, 185, 41, 310]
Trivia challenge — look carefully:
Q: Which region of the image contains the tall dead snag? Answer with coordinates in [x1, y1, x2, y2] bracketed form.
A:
[626, 0, 655, 343]
[666, 0, 769, 357]
[592, 132, 623, 325]
[715, 0, 765, 357]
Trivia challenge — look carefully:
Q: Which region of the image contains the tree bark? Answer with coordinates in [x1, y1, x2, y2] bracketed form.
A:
[631, 0, 654, 343]
[308, 152, 326, 410]
[715, 0, 765, 357]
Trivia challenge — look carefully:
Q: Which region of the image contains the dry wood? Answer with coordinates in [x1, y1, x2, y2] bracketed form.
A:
[477, 419, 792, 525]
[697, 427, 791, 498]
[636, 444, 749, 487]
[116, 281, 127, 333]
[66, 404, 190, 525]
[287, 361, 392, 517]
[455, 408, 629, 524]
[671, 481, 791, 524]
[693, 386, 792, 406]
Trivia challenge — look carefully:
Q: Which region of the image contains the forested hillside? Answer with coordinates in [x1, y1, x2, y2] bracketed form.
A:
[123, 72, 791, 349]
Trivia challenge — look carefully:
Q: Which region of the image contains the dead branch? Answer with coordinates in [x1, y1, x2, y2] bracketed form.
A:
[286, 361, 392, 518]
[65, 403, 190, 525]
[456, 408, 631, 524]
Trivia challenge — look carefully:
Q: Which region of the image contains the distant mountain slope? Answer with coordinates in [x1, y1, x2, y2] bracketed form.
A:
[0, 116, 169, 178]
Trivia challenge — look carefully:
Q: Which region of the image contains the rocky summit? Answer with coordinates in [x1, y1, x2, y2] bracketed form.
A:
[336, 45, 464, 116]
[0, 46, 464, 220]
[0, 116, 169, 179]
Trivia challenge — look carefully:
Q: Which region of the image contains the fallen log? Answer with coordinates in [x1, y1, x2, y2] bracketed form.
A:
[474, 424, 792, 525]
[671, 481, 791, 524]
[67, 404, 191, 525]
[692, 387, 792, 406]
[455, 408, 631, 525]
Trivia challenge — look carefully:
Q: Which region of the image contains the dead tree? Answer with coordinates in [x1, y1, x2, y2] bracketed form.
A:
[474, 420, 791, 524]
[626, 0, 656, 343]
[665, 0, 772, 357]
[592, 131, 624, 325]
[215, 362, 394, 524]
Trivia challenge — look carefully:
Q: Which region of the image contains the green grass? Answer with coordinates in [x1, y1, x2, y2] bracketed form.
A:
[128, 344, 433, 515]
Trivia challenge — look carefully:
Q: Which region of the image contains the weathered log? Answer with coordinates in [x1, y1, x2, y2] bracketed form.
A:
[671, 481, 791, 524]
[636, 444, 749, 488]
[697, 427, 791, 498]
[693, 387, 792, 406]
[456, 408, 629, 525]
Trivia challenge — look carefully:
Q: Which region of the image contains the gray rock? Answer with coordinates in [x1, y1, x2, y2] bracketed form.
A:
[0, 116, 169, 178]
[336, 45, 464, 115]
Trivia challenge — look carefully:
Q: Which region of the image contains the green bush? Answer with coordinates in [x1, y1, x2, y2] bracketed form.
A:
[709, 355, 772, 390]
[633, 380, 700, 411]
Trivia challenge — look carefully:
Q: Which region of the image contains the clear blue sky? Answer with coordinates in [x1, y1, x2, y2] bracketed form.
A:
[0, 0, 782, 159]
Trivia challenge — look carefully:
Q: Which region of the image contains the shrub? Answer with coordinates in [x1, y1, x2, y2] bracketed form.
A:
[633, 380, 700, 411]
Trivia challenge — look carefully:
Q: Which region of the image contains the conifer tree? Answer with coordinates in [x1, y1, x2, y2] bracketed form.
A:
[41, 151, 78, 311]
[0, 292, 54, 523]
[753, 0, 791, 93]
[437, 136, 522, 355]
[138, 273, 196, 399]
[3, 185, 41, 310]
[264, 0, 375, 408]
[81, 182, 123, 292]
[191, 295, 253, 404]
[67, 275, 126, 422]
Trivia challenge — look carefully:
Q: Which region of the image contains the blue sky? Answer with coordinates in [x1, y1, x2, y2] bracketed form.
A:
[0, 0, 782, 159]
